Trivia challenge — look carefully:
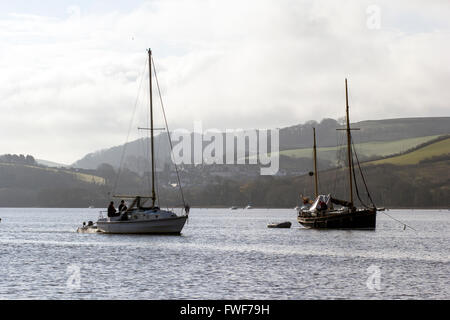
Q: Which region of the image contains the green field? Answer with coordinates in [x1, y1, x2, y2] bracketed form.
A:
[0, 162, 106, 185]
[278, 135, 442, 163]
[367, 137, 450, 165]
[70, 171, 106, 185]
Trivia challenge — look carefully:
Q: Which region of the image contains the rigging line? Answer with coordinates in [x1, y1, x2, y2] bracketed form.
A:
[137, 80, 152, 198]
[145, 86, 153, 200]
[352, 137, 376, 207]
[315, 131, 323, 196]
[311, 137, 319, 196]
[346, 84, 373, 207]
[336, 133, 345, 195]
[154, 126, 165, 209]
[317, 156, 323, 196]
[112, 57, 148, 196]
[139, 130, 152, 197]
[332, 131, 344, 195]
[381, 211, 417, 231]
[145, 69, 163, 209]
[151, 56, 186, 208]
[350, 134, 369, 208]
[149, 79, 161, 209]
[332, 133, 339, 195]
[351, 137, 370, 208]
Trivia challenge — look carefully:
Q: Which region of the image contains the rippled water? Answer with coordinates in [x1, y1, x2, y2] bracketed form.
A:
[0, 208, 448, 299]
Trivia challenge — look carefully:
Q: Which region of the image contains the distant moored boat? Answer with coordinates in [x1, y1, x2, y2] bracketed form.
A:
[297, 79, 377, 230]
[267, 221, 291, 228]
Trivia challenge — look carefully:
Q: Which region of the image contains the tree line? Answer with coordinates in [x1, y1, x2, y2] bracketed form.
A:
[0, 153, 448, 208]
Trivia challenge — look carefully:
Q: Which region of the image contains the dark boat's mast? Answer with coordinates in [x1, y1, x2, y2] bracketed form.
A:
[313, 128, 318, 198]
[345, 78, 354, 207]
[148, 49, 156, 207]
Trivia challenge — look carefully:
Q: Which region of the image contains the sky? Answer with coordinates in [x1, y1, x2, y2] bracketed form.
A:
[0, 0, 449, 164]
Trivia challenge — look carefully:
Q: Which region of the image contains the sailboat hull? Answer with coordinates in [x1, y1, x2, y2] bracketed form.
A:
[97, 216, 188, 234]
[297, 208, 376, 229]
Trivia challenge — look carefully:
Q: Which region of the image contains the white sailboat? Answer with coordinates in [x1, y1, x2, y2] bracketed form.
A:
[96, 196, 188, 234]
[96, 49, 189, 235]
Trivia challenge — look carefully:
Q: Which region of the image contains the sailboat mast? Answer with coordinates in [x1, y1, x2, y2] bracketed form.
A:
[345, 78, 354, 206]
[313, 128, 319, 198]
[148, 48, 156, 207]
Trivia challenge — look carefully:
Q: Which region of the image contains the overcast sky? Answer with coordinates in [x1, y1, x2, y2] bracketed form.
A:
[0, 0, 449, 164]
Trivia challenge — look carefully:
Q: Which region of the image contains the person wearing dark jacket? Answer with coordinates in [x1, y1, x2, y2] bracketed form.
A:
[107, 201, 118, 217]
[118, 200, 127, 212]
[118, 200, 129, 221]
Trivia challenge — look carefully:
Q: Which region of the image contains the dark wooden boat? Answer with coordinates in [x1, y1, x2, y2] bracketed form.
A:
[298, 207, 376, 229]
[297, 79, 377, 230]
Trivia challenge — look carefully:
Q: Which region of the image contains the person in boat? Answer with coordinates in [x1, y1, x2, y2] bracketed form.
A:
[107, 201, 119, 217]
[317, 200, 328, 211]
[118, 200, 127, 212]
[299, 195, 312, 211]
[184, 204, 190, 215]
[118, 200, 129, 221]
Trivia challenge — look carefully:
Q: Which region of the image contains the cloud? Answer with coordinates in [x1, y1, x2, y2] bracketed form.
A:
[0, 0, 449, 163]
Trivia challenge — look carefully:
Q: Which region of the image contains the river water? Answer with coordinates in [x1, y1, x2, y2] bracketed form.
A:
[0, 208, 448, 299]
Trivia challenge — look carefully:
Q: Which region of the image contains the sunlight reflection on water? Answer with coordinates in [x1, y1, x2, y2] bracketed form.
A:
[0, 208, 448, 299]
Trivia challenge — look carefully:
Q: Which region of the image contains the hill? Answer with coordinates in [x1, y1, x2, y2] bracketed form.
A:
[72, 133, 172, 172]
[171, 134, 450, 208]
[279, 117, 450, 150]
[179, 157, 449, 209]
[0, 157, 108, 207]
[367, 137, 450, 166]
[36, 159, 69, 168]
[71, 117, 450, 174]
[0, 143, 448, 208]
[0, 162, 106, 185]
[278, 134, 442, 164]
